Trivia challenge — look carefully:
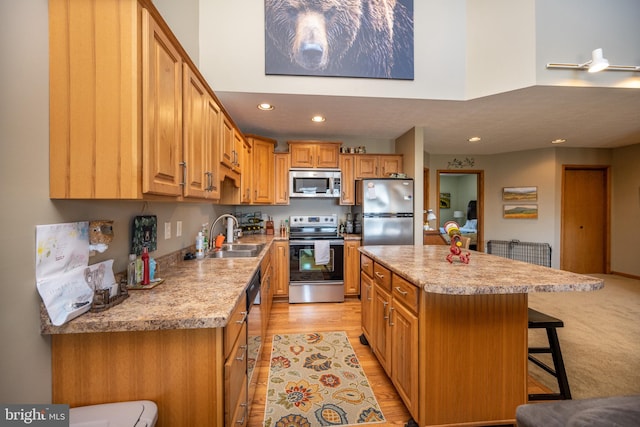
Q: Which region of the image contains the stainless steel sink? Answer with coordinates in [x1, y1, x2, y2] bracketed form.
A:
[208, 243, 265, 258]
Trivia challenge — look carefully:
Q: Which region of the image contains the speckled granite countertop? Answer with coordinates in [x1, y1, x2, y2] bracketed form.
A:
[41, 235, 282, 335]
[359, 245, 604, 295]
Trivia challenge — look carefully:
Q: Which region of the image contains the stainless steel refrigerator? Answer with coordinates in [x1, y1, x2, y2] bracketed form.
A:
[354, 178, 414, 246]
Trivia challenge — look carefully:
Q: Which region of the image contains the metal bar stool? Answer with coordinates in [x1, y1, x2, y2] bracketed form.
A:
[528, 308, 572, 400]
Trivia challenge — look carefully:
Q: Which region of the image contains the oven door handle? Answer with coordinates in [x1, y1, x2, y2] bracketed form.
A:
[289, 239, 344, 246]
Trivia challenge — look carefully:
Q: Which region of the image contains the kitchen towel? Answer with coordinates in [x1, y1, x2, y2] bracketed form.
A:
[314, 240, 330, 265]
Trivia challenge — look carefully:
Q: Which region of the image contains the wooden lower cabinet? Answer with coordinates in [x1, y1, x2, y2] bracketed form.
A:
[51, 294, 250, 427]
[389, 279, 419, 418]
[344, 240, 361, 296]
[361, 252, 528, 425]
[273, 241, 290, 298]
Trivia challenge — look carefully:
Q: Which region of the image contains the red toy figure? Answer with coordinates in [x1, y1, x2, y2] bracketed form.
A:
[443, 221, 471, 264]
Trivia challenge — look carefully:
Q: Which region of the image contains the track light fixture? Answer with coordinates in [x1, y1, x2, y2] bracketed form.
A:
[546, 48, 640, 72]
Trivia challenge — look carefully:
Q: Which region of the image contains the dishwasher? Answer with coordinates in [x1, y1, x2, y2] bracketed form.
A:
[246, 269, 262, 412]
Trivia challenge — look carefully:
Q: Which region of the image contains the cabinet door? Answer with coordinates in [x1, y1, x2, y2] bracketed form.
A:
[273, 241, 290, 297]
[205, 96, 221, 199]
[355, 155, 378, 178]
[225, 322, 248, 426]
[274, 153, 290, 204]
[315, 144, 340, 168]
[289, 143, 315, 168]
[390, 301, 419, 419]
[339, 154, 355, 205]
[220, 114, 235, 169]
[142, 10, 183, 196]
[372, 283, 391, 375]
[239, 133, 251, 203]
[360, 271, 374, 341]
[182, 65, 208, 199]
[379, 155, 403, 177]
[344, 241, 361, 295]
[252, 139, 275, 204]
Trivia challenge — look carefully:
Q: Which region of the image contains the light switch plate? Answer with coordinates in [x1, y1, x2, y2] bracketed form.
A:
[176, 221, 182, 237]
[164, 222, 171, 240]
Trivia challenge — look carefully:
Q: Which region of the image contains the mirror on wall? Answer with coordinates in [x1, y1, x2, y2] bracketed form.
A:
[436, 171, 484, 251]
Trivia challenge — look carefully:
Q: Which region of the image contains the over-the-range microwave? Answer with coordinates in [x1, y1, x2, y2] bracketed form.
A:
[289, 169, 341, 198]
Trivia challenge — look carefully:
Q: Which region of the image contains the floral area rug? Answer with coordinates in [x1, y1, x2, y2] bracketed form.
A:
[263, 331, 385, 427]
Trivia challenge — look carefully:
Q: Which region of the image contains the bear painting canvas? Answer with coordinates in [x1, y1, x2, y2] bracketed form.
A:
[265, 0, 414, 80]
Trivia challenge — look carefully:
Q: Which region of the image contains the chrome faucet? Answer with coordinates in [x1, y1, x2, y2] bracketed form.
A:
[209, 214, 239, 247]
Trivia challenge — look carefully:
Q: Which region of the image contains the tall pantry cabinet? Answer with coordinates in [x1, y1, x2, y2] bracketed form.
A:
[49, 0, 231, 201]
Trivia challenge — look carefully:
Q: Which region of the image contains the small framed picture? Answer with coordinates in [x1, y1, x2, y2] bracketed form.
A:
[439, 192, 451, 209]
[503, 204, 538, 219]
[503, 186, 537, 201]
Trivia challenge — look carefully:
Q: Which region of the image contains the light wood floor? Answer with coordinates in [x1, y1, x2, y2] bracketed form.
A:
[248, 298, 552, 427]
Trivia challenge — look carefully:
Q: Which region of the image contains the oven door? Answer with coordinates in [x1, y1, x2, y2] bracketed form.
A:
[289, 239, 344, 303]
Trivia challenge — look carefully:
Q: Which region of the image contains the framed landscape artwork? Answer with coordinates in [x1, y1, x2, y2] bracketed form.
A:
[504, 204, 538, 219]
[264, 0, 414, 79]
[503, 186, 537, 201]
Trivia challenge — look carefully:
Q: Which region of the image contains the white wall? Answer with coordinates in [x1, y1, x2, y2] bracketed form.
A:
[198, 0, 536, 101]
[535, 0, 640, 89]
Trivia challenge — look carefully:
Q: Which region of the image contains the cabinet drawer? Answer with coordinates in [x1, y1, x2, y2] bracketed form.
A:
[392, 274, 419, 313]
[230, 379, 248, 427]
[225, 292, 247, 359]
[373, 263, 391, 292]
[225, 322, 247, 425]
[361, 254, 373, 277]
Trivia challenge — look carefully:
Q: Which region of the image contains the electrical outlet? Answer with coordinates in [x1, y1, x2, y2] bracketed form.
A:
[176, 221, 182, 237]
[164, 222, 171, 240]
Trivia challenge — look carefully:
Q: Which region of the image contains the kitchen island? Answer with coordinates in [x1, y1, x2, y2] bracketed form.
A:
[358, 245, 603, 427]
[40, 234, 277, 427]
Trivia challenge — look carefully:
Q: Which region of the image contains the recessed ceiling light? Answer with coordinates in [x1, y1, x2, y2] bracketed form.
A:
[257, 103, 274, 111]
[551, 139, 566, 144]
[311, 115, 325, 123]
[468, 136, 481, 142]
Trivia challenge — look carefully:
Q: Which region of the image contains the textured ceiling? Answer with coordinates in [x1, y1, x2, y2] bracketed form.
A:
[216, 85, 640, 155]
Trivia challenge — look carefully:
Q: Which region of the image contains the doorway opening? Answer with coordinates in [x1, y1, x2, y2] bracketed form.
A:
[436, 170, 484, 251]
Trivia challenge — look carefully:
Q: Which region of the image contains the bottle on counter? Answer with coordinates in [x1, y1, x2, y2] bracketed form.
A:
[141, 247, 150, 285]
[201, 223, 209, 250]
[195, 231, 205, 259]
[127, 253, 137, 286]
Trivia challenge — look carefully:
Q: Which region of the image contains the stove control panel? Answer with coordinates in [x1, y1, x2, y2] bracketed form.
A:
[289, 214, 337, 227]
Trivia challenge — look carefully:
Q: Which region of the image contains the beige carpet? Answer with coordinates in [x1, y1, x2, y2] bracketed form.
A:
[528, 274, 640, 399]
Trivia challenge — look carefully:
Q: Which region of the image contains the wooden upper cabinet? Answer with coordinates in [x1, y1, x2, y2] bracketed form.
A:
[50, 0, 146, 199]
[339, 154, 355, 205]
[355, 154, 403, 179]
[248, 135, 277, 204]
[141, 8, 183, 196]
[274, 153, 290, 205]
[288, 141, 341, 168]
[49, 0, 232, 200]
[204, 96, 222, 200]
[379, 155, 403, 177]
[182, 64, 208, 199]
[238, 131, 251, 203]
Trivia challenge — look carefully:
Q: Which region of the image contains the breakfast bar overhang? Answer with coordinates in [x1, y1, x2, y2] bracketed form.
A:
[358, 245, 604, 427]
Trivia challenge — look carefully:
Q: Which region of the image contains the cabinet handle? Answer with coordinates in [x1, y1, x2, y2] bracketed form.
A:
[375, 272, 385, 280]
[395, 286, 408, 296]
[383, 301, 389, 320]
[236, 402, 248, 424]
[367, 285, 372, 301]
[388, 306, 395, 326]
[180, 161, 186, 187]
[237, 311, 248, 324]
[236, 345, 248, 361]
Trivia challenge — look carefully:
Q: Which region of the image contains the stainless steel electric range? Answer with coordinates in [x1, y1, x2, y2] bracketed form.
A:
[288, 214, 344, 303]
